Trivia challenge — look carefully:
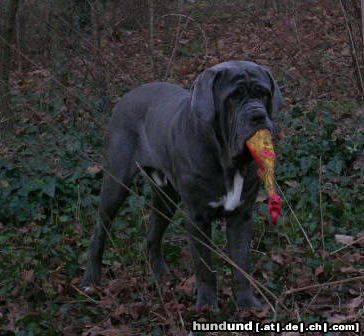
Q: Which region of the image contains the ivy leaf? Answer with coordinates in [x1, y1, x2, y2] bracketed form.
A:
[41, 177, 56, 198]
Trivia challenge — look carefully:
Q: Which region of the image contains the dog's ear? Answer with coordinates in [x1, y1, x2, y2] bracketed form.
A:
[190, 68, 220, 123]
[262, 66, 283, 119]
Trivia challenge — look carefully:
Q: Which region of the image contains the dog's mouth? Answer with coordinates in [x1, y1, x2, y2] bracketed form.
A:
[233, 128, 271, 168]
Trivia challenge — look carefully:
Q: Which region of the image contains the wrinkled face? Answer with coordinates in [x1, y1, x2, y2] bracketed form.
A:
[213, 65, 276, 160]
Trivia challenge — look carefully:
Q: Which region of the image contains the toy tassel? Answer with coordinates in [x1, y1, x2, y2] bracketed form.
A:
[246, 129, 282, 224]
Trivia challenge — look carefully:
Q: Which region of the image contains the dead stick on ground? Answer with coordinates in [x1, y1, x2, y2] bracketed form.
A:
[361, 0, 364, 48]
[276, 181, 315, 253]
[319, 156, 325, 252]
[284, 275, 364, 295]
[72, 284, 98, 303]
[330, 236, 364, 255]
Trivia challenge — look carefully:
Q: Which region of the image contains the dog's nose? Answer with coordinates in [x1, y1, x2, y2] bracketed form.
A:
[249, 111, 267, 125]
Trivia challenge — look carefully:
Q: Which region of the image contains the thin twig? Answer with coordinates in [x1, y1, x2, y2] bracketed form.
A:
[284, 275, 364, 295]
[339, 0, 364, 99]
[0, 34, 102, 121]
[71, 284, 98, 303]
[164, 9, 186, 80]
[319, 156, 325, 252]
[140, 209, 185, 333]
[330, 236, 364, 255]
[148, 0, 155, 77]
[302, 276, 332, 314]
[159, 13, 209, 71]
[275, 181, 315, 253]
[135, 163, 291, 313]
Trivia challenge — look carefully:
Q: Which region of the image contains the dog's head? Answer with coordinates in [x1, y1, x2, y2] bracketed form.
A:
[191, 61, 283, 160]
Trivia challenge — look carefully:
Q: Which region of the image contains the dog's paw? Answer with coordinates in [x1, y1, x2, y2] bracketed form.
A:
[196, 285, 218, 311]
[150, 258, 169, 280]
[234, 290, 263, 310]
[82, 266, 101, 288]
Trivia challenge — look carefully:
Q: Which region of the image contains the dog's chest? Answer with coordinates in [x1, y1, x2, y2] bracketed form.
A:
[208, 172, 244, 211]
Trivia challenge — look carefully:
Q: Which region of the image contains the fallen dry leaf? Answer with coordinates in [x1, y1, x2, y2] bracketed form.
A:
[113, 302, 144, 319]
[327, 313, 357, 324]
[335, 234, 354, 245]
[339, 266, 360, 274]
[84, 327, 131, 336]
[97, 297, 115, 309]
[346, 296, 363, 312]
[176, 275, 195, 295]
[271, 253, 284, 265]
[23, 270, 34, 283]
[256, 193, 268, 203]
[87, 165, 102, 175]
[355, 232, 364, 247]
[284, 180, 300, 188]
[251, 304, 270, 319]
[98, 328, 128, 336]
[164, 302, 186, 313]
[107, 279, 126, 296]
[315, 265, 324, 277]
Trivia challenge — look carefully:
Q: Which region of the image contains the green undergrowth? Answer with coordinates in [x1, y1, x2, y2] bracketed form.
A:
[275, 101, 363, 243]
[0, 100, 363, 333]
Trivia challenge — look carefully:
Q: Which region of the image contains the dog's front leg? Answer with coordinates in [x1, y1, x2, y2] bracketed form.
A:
[226, 206, 262, 309]
[185, 215, 218, 310]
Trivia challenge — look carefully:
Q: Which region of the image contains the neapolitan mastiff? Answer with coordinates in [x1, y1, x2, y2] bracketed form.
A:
[83, 61, 283, 309]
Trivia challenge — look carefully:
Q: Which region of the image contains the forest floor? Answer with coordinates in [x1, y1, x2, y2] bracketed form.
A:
[0, 1, 363, 335]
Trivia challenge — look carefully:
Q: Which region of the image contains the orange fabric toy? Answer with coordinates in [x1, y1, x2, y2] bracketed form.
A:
[246, 129, 282, 224]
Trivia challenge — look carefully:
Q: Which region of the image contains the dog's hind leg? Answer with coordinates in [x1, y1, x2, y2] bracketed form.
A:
[147, 183, 178, 280]
[82, 133, 137, 288]
[185, 214, 218, 310]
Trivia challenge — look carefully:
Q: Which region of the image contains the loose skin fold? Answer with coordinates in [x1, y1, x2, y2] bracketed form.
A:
[246, 129, 282, 224]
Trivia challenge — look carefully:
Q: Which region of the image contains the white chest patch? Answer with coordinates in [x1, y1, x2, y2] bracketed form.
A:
[209, 172, 244, 211]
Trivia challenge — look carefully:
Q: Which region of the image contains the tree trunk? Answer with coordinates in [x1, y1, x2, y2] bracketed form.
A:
[49, 0, 93, 125]
[73, 0, 92, 33]
[49, 0, 73, 121]
[92, 1, 111, 117]
[361, 0, 364, 47]
[50, 0, 71, 85]
[340, 0, 364, 100]
[0, 0, 20, 133]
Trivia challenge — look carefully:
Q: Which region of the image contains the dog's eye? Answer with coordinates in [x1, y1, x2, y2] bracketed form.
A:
[261, 93, 269, 105]
[252, 87, 269, 103]
[231, 86, 247, 100]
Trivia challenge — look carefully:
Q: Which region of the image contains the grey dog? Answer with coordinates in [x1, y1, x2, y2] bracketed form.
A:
[83, 61, 283, 309]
